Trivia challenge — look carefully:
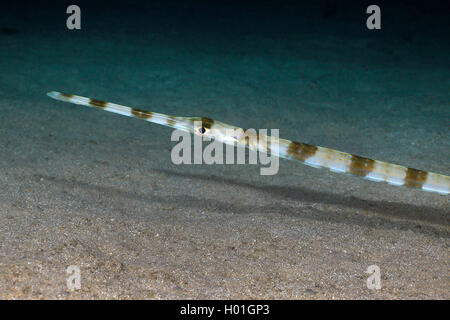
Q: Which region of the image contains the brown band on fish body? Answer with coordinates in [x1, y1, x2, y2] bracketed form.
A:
[258, 133, 270, 153]
[349, 155, 376, 176]
[167, 116, 176, 127]
[201, 117, 215, 130]
[60, 93, 74, 98]
[131, 108, 153, 119]
[287, 141, 318, 162]
[89, 98, 107, 109]
[240, 129, 259, 150]
[404, 167, 428, 188]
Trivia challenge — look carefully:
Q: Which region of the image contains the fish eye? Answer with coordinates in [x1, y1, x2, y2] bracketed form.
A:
[199, 127, 206, 134]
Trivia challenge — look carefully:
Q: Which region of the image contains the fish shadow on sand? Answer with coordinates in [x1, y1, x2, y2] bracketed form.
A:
[35, 169, 449, 238]
[153, 168, 449, 228]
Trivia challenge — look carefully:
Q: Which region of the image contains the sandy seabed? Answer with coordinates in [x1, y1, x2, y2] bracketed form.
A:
[0, 2, 448, 299]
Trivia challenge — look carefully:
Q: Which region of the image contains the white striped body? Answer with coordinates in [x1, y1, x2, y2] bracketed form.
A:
[47, 91, 450, 195]
[275, 139, 449, 195]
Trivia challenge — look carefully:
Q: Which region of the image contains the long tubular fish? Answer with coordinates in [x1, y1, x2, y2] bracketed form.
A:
[47, 91, 450, 195]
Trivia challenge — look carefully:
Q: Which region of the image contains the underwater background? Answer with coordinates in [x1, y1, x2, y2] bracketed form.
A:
[0, 0, 448, 298]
